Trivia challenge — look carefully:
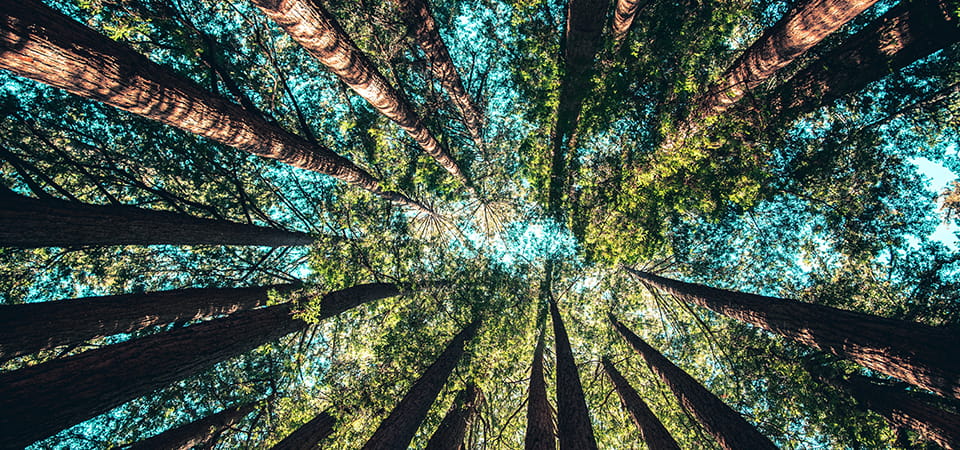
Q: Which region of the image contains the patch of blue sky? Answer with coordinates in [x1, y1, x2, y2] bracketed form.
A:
[910, 150, 959, 249]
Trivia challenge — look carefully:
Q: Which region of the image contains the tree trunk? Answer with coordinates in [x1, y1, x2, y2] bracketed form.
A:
[0, 283, 299, 361]
[270, 411, 336, 450]
[612, 0, 648, 42]
[395, 0, 485, 151]
[127, 402, 258, 450]
[0, 0, 431, 213]
[525, 330, 556, 450]
[610, 315, 777, 450]
[550, 301, 598, 450]
[249, 0, 471, 188]
[626, 268, 960, 400]
[0, 283, 400, 448]
[600, 357, 680, 450]
[362, 319, 481, 450]
[424, 383, 481, 450]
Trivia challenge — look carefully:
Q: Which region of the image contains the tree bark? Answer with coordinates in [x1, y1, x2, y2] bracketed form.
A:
[600, 356, 680, 450]
[612, 0, 648, 42]
[270, 411, 336, 450]
[550, 301, 598, 450]
[525, 330, 556, 450]
[127, 402, 258, 450]
[0, 283, 299, 361]
[362, 319, 481, 450]
[0, 0, 431, 213]
[610, 315, 778, 450]
[626, 268, 960, 400]
[249, 0, 471, 187]
[424, 383, 481, 450]
[0, 283, 400, 448]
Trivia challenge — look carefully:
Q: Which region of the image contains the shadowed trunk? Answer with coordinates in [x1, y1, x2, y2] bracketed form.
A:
[525, 330, 556, 450]
[612, 0, 649, 42]
[249, 0, 470, 187]
[550, 301, 598, 449]
[424, 383, 481, 450]
[626, 268, 960, 400]
[0, 283, 299, 361]
[601, 357, 680, 450]
[271, 411, 336, 450]
[362, 319, 481, 450]
[0, 283, 401, 448]
[611, 315, 777, 450]
[0, 0, 430, 213]
[127, 402, 258, 450]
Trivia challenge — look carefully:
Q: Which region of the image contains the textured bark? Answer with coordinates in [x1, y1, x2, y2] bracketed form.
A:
[600, 357, 680, 450]
[127, 402, 258, 450]
[612, 0, 649, 42]
[627, 268, 960, 400]
[395, 0, 485, 150]
[424, 383, 481, 450]
[611, 316, 777, 450]
[550, 301, 598, 450]
[0, 283, 399, 448]
[525, 331, 556, 450]
[0, 0, 430, 213]
[362, 320, 480, 450]
[249, 0, 470, 187]
[270, 411, 336, 450]
[0, 283, 298, 361]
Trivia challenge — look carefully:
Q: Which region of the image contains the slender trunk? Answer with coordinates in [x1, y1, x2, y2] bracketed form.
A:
[550, 301, 598, 450]
[612, 0, 649, 42]
[395, 0, 485, 151]
[610, 315, 777, 450]
[270, 411, 336, 450]
[362, 319, 481, 450]
[0, 283, 400, 448]
[0, 0, 430, 213]
[249, 0, 470, 187]
[424, 383, 481, 450]
[127, 402, 258, 450]
[600, 357, 680, 450]
[626, 268, 960, 400]
[0, 283, 299, 361]
[525, 331, 556, 450]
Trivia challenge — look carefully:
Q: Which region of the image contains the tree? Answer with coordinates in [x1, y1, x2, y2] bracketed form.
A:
[612, 0, 649, 43]
[610, 315, 778, 450]
[126, 401, 258, 450]
[271, 411, 336, 450]
[524, 330, 556, 450]
[600, 357, 681, 450]
[550, 300, 598, 449]
[425, 383, 482, 449]
[626, 268, 960, 400]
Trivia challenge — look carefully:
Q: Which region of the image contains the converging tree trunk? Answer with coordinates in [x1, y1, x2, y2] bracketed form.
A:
[610, 315, 778, 450]
[425, 383, 482, 450]
[127, 402, 258, 450]
[362, 319, 481, 450]
[249, 0, 471, 188]
[612, 0, 648, 42]
[0, 0, 431, 214]
[0, 283, 401, 448]
[626, 268, 960, 400]
[525, 330, 556, 450]
[0, 283, 299, 361]
[600, 357, 680, 450]
[271, 411, 336, 450]
[550, 301, 598, 450]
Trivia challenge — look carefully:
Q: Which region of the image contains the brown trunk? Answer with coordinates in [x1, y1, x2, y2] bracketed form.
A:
[127, 402, 258, 450]
[249, 0, 470, 187]
[0, 0, 430, 213]
[395, 0, 485, 151]
[626, 268, 960, 400]
[600, 357, 680, 450]
[611, 315, 777, 450]
[550, 301, 598, 450]
[525, 330, 556, 450]
[0, 283, 299, 361]
[362, 319, 480, 450]
[424, 383, 481, 450]
[270, 411, 336, 450]
[612, 0, 649, 42]
[0, 283, 399, 448]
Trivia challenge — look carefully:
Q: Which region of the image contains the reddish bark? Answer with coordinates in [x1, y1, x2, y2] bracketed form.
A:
[525, 331, 556, 450]
[270, 411, 336, 450]
[601, 357, 680, 450]
[550, 301, 598, 449]
[127, 402, 258, 450]
[612, 0, 649, 42]
[424, 383, 481, 450]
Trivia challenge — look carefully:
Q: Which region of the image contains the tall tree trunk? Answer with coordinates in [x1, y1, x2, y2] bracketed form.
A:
[0, 283, 400, 448]
[610, 315, 778, 450]
[525, 330, 556, 450]
[550, 301, 598, 449]
[0, 283, 299, 361]
[394, 0, 485, 151]
[127, 402, 258, 450]
[612, 0, 648, 42]
[600, 357, 681, 450]
[424, 383, 482, 450]
[362, 319, 481, 450]
[270, 411, 336, 450]
[0, 0, 431, 214]
[249, 0, 471, 188]
[626, 268, 960, 400]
